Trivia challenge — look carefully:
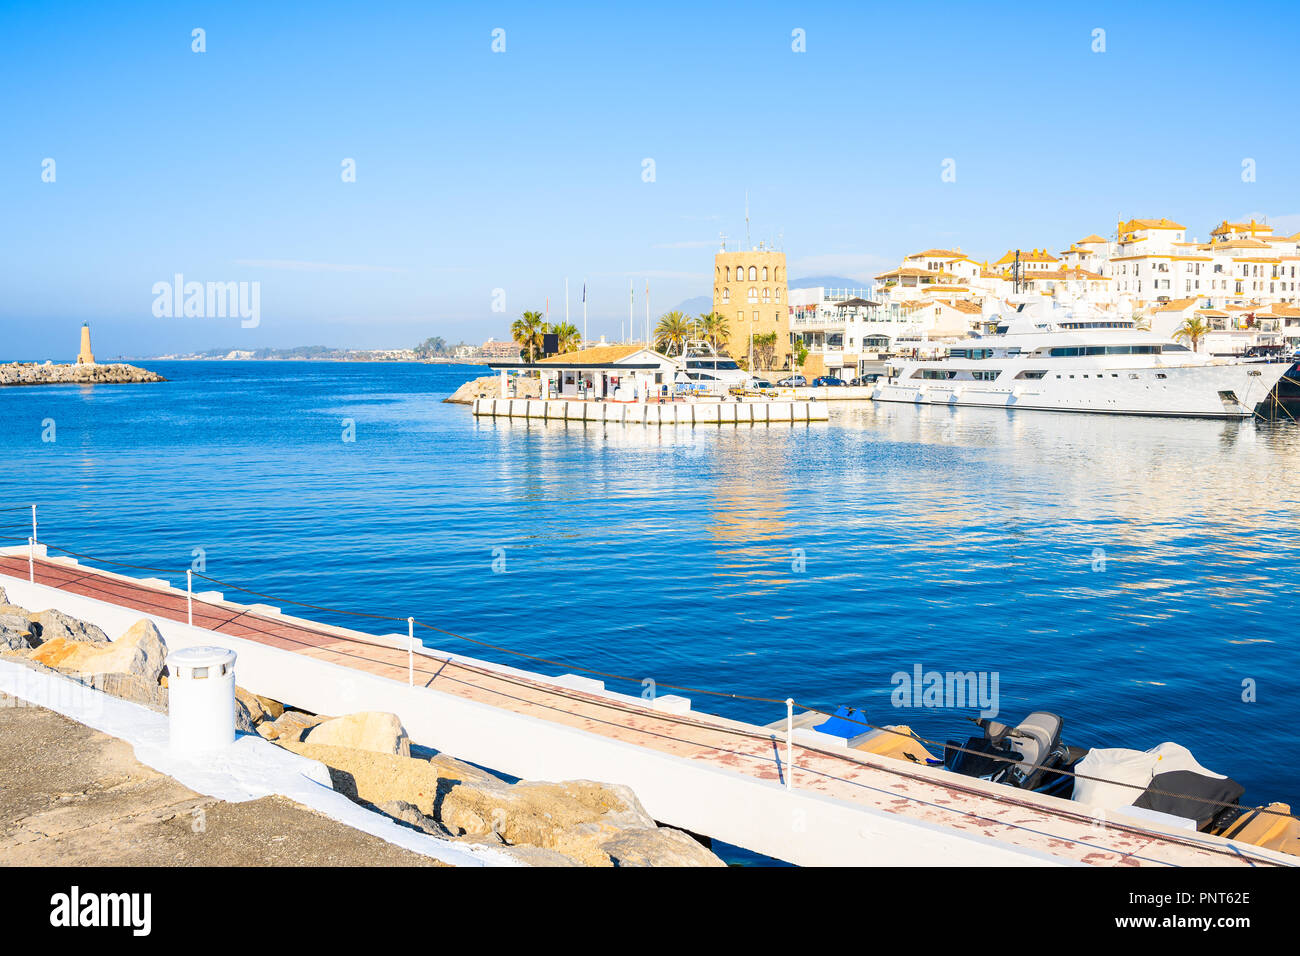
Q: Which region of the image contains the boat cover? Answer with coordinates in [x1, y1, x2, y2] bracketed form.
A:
[1072, 742, 1226, 812]
[1134, 770, 1245, 830]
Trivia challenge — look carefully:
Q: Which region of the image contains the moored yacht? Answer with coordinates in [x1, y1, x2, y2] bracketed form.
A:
[872, 296, 1293, 419]
[675, 340, 749, 390]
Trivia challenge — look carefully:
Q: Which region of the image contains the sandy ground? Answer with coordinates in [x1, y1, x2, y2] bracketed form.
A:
[0, 693, 443, 866]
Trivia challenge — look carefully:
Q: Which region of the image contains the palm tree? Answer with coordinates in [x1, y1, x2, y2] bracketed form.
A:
[551, 321, 581, 354]
[1173, 316, 1211, 352]
[654, 311, 691, 355]
[511, 310, 547, 362]
[698, 311, 731, 352]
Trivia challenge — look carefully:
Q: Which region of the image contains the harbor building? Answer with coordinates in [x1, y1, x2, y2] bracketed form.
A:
[76, 322, 95, 365]
[713, 242, 790, 372]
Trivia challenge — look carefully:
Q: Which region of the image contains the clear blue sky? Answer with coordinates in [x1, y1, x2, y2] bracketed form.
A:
[3, 1, 1298, 359]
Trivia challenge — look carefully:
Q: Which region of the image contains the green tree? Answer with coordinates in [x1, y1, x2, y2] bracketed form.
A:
[552, 321, 581, 354]
[511, 311, 548, 363]
[698, 311, 731, 352]
[752, 331, 777, 369]
[1173, 316, 1211, 352]
[654, 311, 691, 355]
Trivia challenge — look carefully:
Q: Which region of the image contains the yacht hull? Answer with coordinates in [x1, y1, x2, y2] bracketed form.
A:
[871, 362, 1292, 419]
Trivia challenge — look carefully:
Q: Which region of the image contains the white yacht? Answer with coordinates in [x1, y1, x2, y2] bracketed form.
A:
[872, 296, 1292, 419]
[675, 341, 749, 390]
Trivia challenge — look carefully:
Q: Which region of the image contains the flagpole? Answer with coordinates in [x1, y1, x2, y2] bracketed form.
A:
[565, 278, 569, 328]
[645, 280, 650, 347]
[629, 280, 634, 345]
[582, 281, 587, 345]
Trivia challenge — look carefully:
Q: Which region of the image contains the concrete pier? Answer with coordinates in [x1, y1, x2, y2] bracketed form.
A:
[2, 547, 1292, 868]
[472, 397, 830, 425]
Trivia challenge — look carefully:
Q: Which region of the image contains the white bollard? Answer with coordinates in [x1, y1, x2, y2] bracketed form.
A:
[186, 569, 193, 626]
[27, 537, 34, 583]
[407, 617, 415, 686]
[166, 646, 237, 756]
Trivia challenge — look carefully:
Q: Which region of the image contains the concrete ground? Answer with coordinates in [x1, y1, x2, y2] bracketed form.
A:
[0, 693, 443, 866]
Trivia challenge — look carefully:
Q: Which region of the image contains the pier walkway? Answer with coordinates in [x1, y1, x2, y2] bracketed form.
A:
[1, 550, 1290, 867]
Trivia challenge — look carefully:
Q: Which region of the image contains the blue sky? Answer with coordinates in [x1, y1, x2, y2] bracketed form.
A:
[3, 0, 1299, 358]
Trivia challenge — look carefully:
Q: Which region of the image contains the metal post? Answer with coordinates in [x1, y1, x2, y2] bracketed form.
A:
[407, 617, 415, 687]
[785, 697, 794, 791]
[27, 537, 34, 583]
[186, 569, 193, 626]
[30, 504, 37, 545]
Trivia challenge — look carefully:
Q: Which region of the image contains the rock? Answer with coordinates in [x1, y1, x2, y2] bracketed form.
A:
[254, 693, 285, 721]
[234, 686, 268, 724]
[302, 711, 410, 756]
[234, 696, 258, 734]
[256, 710, 326, 743]
[83, 672, 169, 714]
[599, 827, 726, 867]
[442, 373, 542, 405]
[372, 800, 453, 838]
[282, 741, 726, 866]
[115, 619, 167, 683]
[283, 743, 444, 814]
[0, 604, 34, 653]
[27, 617, 167, 683]
[26, 609, 108, 647]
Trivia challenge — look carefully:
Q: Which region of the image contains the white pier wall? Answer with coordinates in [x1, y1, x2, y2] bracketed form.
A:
[2, 567, 1067, 866]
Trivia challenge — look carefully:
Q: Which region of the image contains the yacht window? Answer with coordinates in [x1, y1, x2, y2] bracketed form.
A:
[1156, 373, 1167, 379]
[1163, 344, 1192, 352]
[1128, 373, 1139, 379]
[1015, 370, 1047, 379]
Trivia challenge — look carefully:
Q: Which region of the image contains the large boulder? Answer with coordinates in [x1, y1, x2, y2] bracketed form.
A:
[281, 741, 722, 866]
[0, 604, 33, 653]
[26, 609, 108, 647]
[302, 711, 410, 756]
[28, 617, 167, 682]
[256, 709, 326, 743]
[599, 827, 726, 867]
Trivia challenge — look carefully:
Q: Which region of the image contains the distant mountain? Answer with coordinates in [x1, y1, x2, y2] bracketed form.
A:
[670, 295, 714, 315]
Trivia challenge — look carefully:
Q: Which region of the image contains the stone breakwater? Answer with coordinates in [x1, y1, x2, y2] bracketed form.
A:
[444, 373, 539, 404]
[0, 585, 723, 867]
[0, 362, 166, 387]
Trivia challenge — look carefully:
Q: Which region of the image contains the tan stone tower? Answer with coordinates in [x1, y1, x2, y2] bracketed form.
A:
[712, 244, 790, 372]
[76, 322, 95, 365]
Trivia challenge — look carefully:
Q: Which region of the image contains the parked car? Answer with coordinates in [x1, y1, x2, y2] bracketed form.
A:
[776, 375, 807, 387]
[747, 377, 774, 389]
[850, 373, 881, 386]
[812, 376, 847, 387]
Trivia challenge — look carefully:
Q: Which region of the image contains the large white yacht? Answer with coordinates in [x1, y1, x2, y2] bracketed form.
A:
[675, 341, 749, 389]
[872, 296, 1292, 419]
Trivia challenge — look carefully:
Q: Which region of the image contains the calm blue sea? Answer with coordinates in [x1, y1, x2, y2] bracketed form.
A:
[2, 361, 1298, 821]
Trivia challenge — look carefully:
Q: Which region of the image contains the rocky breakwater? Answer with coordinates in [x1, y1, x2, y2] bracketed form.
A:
[271, 711, 725, 867]
[0, 362, 166, 387]
[444, 373, 540, 405]
[0, 589, 723, 866]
